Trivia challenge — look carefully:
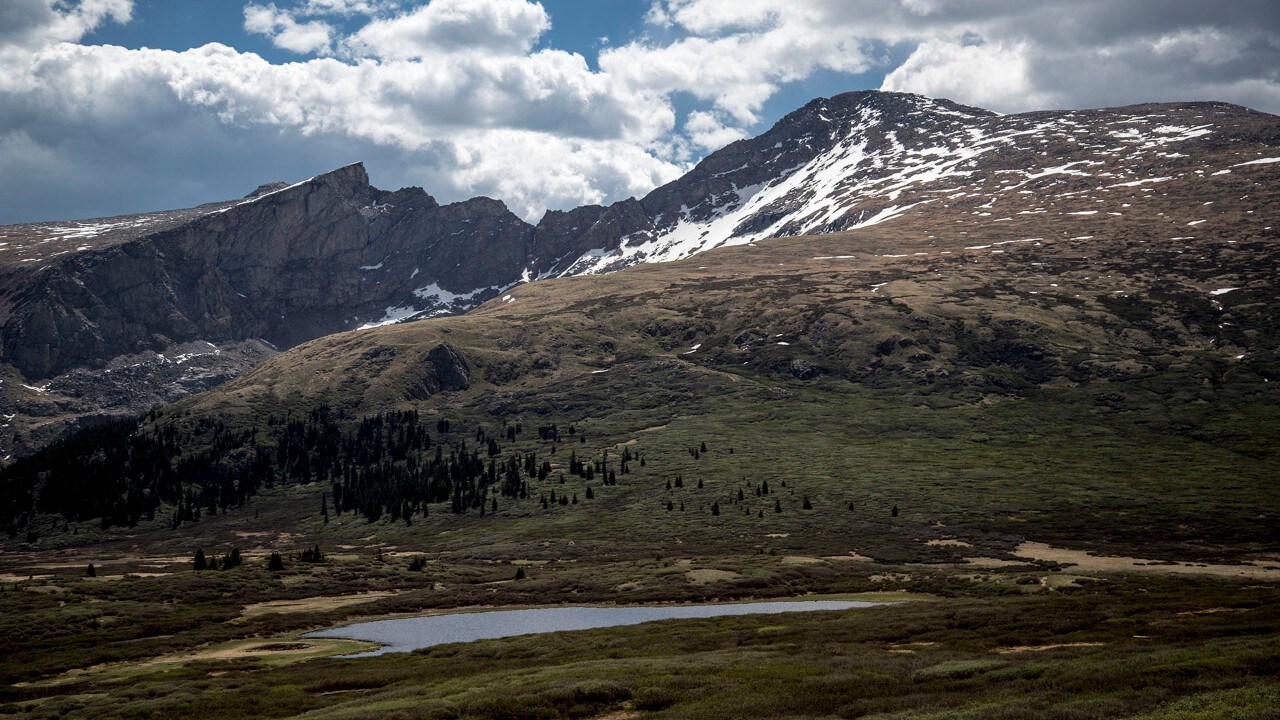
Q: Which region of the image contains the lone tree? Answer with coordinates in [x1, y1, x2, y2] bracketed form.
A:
[774, 498, 782, 513]
[85, 563, 96, 578]
[193, 548, 207, 571]
[711, 501, 720, 516]
[515, 566, 526, 580]
[802, 496, 813, 510]
[891, 505, 899, 517]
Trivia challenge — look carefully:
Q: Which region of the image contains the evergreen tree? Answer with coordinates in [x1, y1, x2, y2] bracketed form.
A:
[86, 563, 96, 578]
[515, 566, 526, 580]
[891, 505, 899, 517]
[268, 553, 284, 571]
[803, 496, 813, 510]
[711, 502, 720, 516]
[774, 498, 782, 513]
[193, 548, 207, 571]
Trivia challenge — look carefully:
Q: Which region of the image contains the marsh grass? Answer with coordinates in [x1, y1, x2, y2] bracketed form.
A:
[1, 578, 1275, 719]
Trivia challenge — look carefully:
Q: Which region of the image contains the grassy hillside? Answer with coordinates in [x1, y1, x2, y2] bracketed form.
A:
[100, 189, 1273, 559]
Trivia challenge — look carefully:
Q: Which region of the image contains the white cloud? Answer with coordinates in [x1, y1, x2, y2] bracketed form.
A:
[602, 4, 872, 125]
[882, 39, 1059, 112]
[630, 0, 1280, 115]
[0, 2, 683, 222]
[298, 0, 396, 16]
[0, 0, 131, 49]
[653, 0, 782, 34]
[418, 129, 682, 219]
[342, 0, 551, 59]
[244, 3, 334, 55]
[2, 0, 1279, 226]
[684, 110, 746, 151]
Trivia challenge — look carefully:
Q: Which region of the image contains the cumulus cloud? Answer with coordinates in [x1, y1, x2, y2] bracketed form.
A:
[0, 0, 685, 223]
[342, 0, 551, 59]
[603, 4, 872, 125]
[683, 110, 746, 151]
[1, 0, 1279, 225]
[0, 0, 130, 50]
[298, 0, 396, 16]
[243, 3, 335, 55]
[881, 39, 1059, 112]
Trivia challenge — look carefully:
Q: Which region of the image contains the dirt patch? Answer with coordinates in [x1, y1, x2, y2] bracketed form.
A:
[961, 557, 1032, 569]
[157, 638, 364, 663]
[240, 591, 401, 617]
[1013, 542, 1280, 580]
[926, 539, 973, 548]
[1175, 607, 1246, 617]
[686, 569, 742, 584]
[250, 643, 314, 652]
[28, 555, 191, 570]
[822, 552, 875, 562]
[889, 641, 937, 654]
[995, 642, 1105, 654]
[780, 556, 827, 566]
[765, 533, 790, 538]
[0, 573, 53, 583]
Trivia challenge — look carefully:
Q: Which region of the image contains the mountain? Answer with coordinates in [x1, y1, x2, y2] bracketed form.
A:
[2, 91, 1279, 457]
[3, 85, 1278, 560]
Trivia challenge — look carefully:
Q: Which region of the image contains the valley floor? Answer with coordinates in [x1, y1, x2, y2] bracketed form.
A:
[2, 375, 1278, 718]
[0, 556, 1276, 720]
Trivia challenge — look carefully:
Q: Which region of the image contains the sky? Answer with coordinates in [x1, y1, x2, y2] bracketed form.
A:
[1, 1, 1278, 225]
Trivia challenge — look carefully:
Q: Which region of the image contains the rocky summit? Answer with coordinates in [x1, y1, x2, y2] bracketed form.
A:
[1, 90, 1278, 457]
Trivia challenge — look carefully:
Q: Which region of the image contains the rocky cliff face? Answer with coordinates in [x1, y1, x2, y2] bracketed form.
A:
[2, 90, 1278, 457]
[0, 163, 540, 454]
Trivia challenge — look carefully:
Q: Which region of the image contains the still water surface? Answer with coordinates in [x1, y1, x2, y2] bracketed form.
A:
[305, 600, 883, 657]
